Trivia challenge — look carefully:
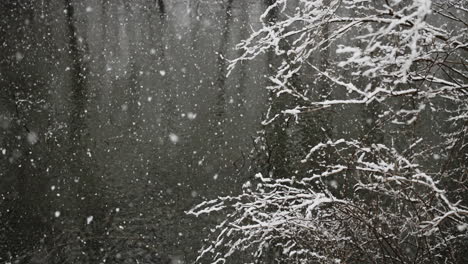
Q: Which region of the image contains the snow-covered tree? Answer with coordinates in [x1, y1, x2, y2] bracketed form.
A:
[189, 0, 468, 263]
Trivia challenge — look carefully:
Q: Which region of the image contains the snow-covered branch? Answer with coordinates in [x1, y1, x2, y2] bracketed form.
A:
[191, 0, 468, 263]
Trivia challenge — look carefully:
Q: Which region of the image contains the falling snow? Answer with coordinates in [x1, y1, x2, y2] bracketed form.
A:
[26, 132, 38, 145]
[1, 0, 466, 263]
[168, 133, 179, 144]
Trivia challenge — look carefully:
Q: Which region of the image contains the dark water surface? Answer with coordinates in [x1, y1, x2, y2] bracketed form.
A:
[0, 0, 267, 262]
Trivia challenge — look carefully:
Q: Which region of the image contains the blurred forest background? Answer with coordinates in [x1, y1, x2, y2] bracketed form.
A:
[0, 0, 268, 263]
[1, 0, 467, 263]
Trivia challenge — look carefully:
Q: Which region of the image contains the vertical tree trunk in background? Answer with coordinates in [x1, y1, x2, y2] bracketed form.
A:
[64, 0, 105, 261]
[148, 0, 181, 189]
[261, 0, 290, 178]
[300, 0, 334, 167]
[65, 0, 88, 142]
[124, 4, 142, 137]
[156, 0, 173, 136]
[214, 0, 234, 103]
[353, 1, 384, 148]
[155, 0, 178, 142]
[99, 0, 110, 104]
[237, 0, 249, 107]
[157, 0, 166, 19]
[189, 0, 202, 51]
[298, 0, 337, 194]
[148, 0, 167, 69]
[210, 0, 233, 152]
[318, 3, 330, 98]
[259, 1, 287, 261]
